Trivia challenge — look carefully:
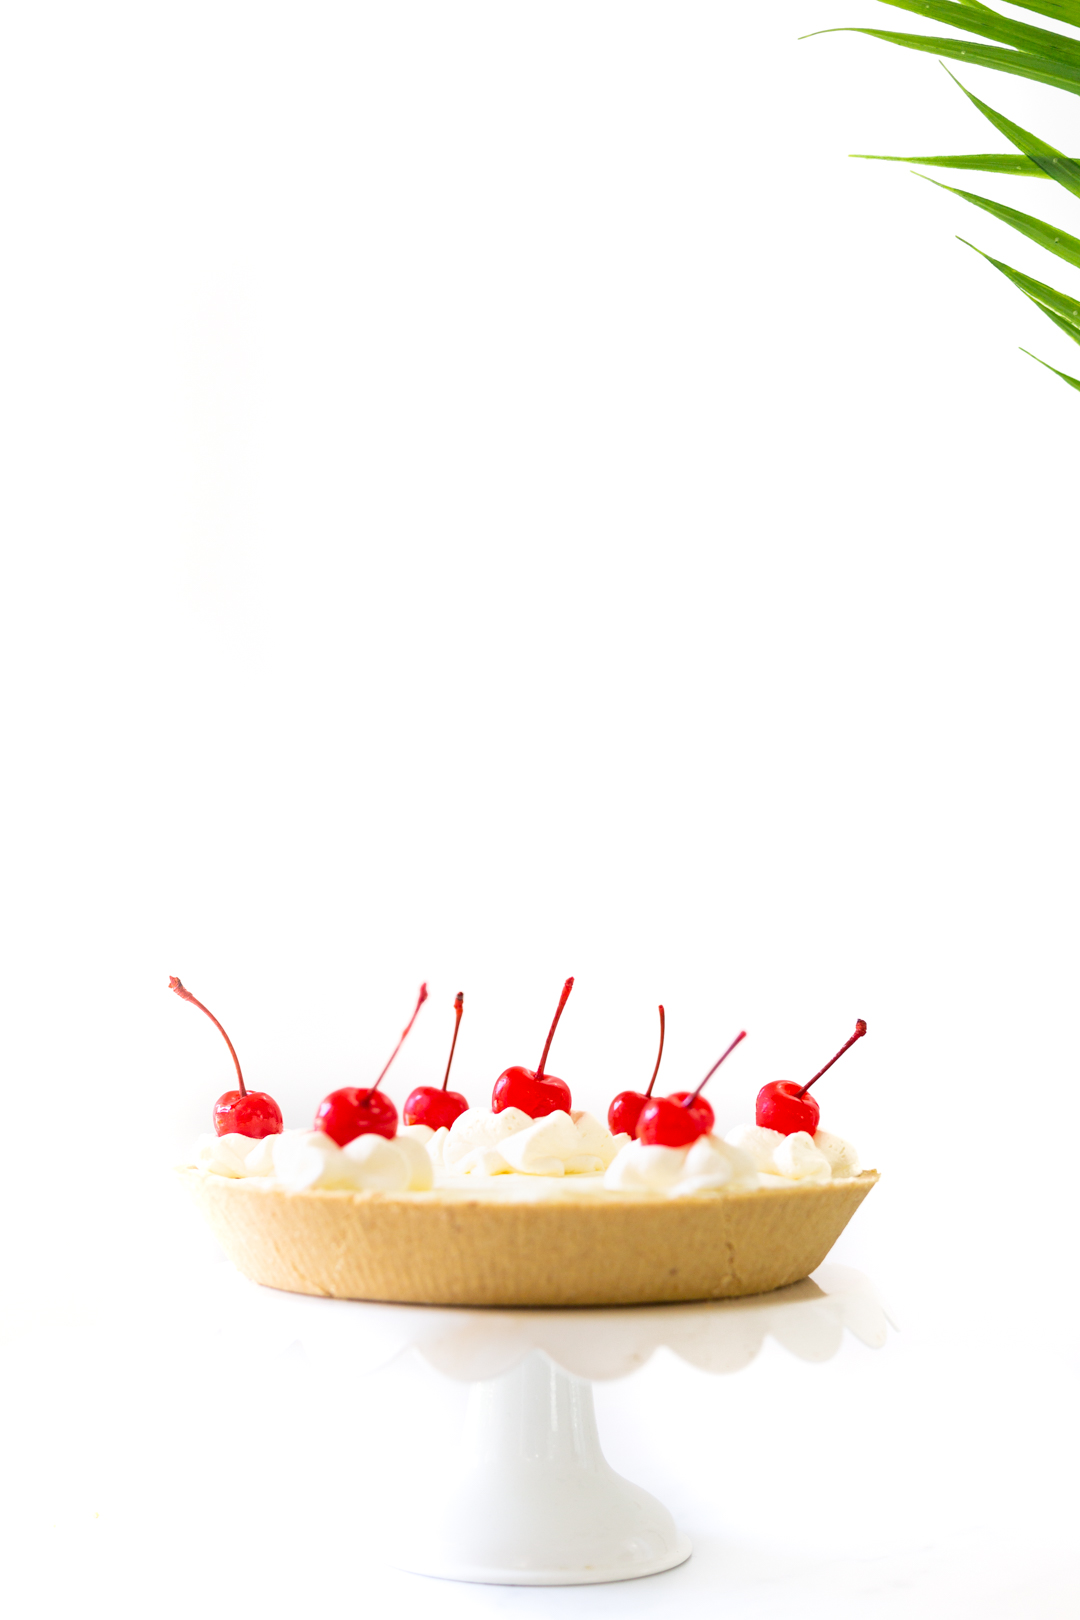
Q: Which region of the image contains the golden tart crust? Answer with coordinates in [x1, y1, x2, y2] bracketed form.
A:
[178, 1166, 878, 1307]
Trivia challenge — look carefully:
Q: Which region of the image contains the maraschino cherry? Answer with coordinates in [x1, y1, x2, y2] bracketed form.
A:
[637, 1029, 747, 1147]
[491, 977, 574, 1117]
[403, 991, 469, 1130]
[169, 975, 283, 1139]
[608, 1005, 666, 1137]
[756, 1019, 867, 1136]
[315, 983, 428, 1146]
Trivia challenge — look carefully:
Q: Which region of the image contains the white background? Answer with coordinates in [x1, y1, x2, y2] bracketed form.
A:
[1, 2, 1077, 1616]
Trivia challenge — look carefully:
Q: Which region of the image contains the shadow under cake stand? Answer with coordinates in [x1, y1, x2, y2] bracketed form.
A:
[215, 1263, 892, 1586]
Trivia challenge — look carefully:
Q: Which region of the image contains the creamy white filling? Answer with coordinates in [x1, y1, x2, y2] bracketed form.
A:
[404, 1107, 629, 1178]
[272, 1129, 434, 1193]
[603, 1134, 759, 1196]
[194, 1131, 283, 1179]
[193, 1128, 433, 1192]
[724, 1124, 861, 1185]
[191, 1117, 860, 1197]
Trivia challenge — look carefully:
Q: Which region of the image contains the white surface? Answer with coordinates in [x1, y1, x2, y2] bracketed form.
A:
[1, 1, 1078, 1615]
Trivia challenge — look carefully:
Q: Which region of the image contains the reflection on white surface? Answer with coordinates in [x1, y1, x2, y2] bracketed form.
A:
[210, 1262, 893, 1382]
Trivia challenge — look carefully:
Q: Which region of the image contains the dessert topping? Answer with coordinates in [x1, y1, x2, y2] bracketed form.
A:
[416, 1106, 627, 1177]
[607, 1004, 666, 1138]
[169, 975, 283, 1139]
[403, 991, 469, 1130]
[491, 976, 575, 1117]
[725, 1123, 861, 1182]
[755, 1019, 867, 1136]
[272, 1128, 433, 1193]
[636, 1029, 747, 1147]
[315, 983, 428, 1145]
[604, 1134, 758, 1197]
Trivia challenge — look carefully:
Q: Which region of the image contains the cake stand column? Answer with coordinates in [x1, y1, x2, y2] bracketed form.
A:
[389, 1349, 691, 1586]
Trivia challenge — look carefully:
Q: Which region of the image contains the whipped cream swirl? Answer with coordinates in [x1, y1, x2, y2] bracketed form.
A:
[401, 1108, 628, 1177]
[724, 1125, 861, 1184]
[603, 1134, 759, 1196]
[194, 1128, 433, 1193]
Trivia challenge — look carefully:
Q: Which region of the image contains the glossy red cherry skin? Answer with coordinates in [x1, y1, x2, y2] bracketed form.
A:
[636, 1095, 708, 1148]
[608, 1090, 649, 1137]
[213, 1090, 283, 1139]
[314, 1086, 398, 1146]
[666, 1090, 715, 1136]
[403, 1086, 469, 1131]
[491, 1066, 571, 1118]
[756, 1081, 820, 1137]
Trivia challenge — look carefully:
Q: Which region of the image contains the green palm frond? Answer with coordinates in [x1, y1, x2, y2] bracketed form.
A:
[813, 32, 1080, 98]
[1021, 347, 1080, 388]
[920, 174, 1080, 269]
[852, 152, 1077, 174]
[959, 237, 1080, 338]
[934, 68, 1080, 198]
[819, 0, 1080, 394]
[841, 0, 1080, 65]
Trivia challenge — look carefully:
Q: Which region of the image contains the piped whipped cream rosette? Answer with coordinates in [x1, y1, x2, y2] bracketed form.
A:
[603, 1134, 759, 1197]
[194, 1132, 281, 1179]
[403, 1107, 630, 1178]
[724, 1125, 861, 1185]
[600, 1126, 862, 1198]
[272, 1129, 434, 1193]
[193, 1128, 434, 1193]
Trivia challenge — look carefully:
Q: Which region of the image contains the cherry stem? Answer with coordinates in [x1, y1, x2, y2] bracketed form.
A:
[169, 976, 246, 1095]
[686, 1029, 747, 1105]
[442, 992, 464, 1090]
[798, 1019, 867, 1097]
[536, 976, 574, 1078]
[644, 1004, 666, 1097]
[365, 982, 429, 1100]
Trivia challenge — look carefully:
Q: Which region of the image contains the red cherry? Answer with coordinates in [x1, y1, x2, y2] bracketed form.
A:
[636, 1029, 747, 1147]
[404, 991, 470, 1130]
[636, 1094, 705, 1147]
[403, 1087, 469, 1131]
[315, 1086, 398, 1145]
[755, 1019, 867, 1137]
[755, 1081, 819, 1137]
[212, 1090, 284, 1139]
[608, 1091, 647, 1137]
[315, 982, 428, 1145]
[169, 975, 283, 1139]
[492, 1065, 572, 1117]
[666, 1090, 715, 1135]
[608, 1004, 666, 1136]
[492, 976, 575, 1117]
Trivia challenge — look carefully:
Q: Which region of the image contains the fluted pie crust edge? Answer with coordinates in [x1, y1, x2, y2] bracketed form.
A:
[177, 1166, 879, 1306]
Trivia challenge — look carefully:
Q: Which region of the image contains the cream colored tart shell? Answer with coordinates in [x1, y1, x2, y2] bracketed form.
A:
[178, 1165, 879, 1307]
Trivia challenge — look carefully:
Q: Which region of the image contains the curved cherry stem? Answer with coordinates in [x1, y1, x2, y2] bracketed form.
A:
[365, 982, 429, 1100]
[536, 976, 574, 1078]
[442, 992, 464, 1090]
[644, 1004, 666, 1097]
[686, 1028, 747, 1106]
[169, 976, 246, 1095]
[798, 1019, 867, 1097]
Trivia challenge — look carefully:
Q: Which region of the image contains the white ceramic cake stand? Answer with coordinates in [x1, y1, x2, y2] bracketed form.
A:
[211, 1264, 892, 1587]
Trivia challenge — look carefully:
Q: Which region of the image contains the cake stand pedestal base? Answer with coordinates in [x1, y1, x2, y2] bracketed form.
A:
[389, 1349, 691, 1586]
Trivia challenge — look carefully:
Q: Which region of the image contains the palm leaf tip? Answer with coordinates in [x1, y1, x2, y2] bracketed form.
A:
[851, 151, 1070, 174]
[1020, 347, 1080, 391]
[916, 173, 1080, 272]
